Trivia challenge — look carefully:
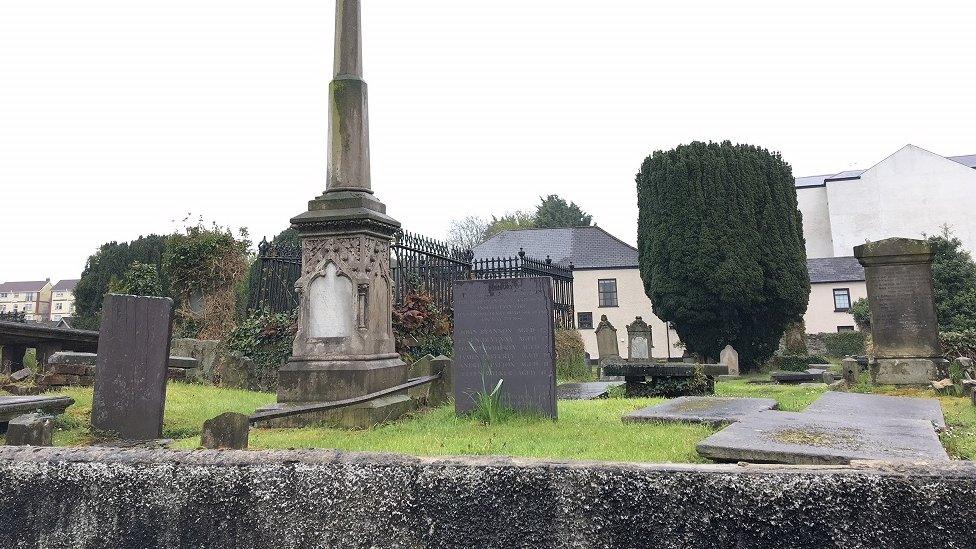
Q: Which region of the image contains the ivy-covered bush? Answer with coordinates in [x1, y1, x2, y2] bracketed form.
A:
[224, 310, 297, 392]
[164, 223, 250, 339]
[555, 328, 590, 381]
[766, 354, 830, 372]
[393, 292, 453, 365]
[108, 262, 166, 297]
[942, 331, 976, 361]
[823, 331, 866, 358]
[850, 298, 871, 330]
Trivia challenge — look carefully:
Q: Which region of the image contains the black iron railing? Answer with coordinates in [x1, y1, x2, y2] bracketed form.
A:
[247, 233, 575, 328]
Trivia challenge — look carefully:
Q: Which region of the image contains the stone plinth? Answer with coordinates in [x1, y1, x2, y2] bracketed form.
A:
[854, 238, 946, 385]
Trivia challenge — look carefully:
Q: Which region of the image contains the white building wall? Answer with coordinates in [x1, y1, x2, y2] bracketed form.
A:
[572, 267, 679, 360]
[802, 145, 976, 259]
[803, 281, 868, 334]
[796, 186, 835, 259]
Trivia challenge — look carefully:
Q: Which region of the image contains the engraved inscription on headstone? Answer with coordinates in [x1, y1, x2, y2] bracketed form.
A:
[855, 238, 945, 385]
[453, 277, 557, 418]
[91, 294, 174, 440]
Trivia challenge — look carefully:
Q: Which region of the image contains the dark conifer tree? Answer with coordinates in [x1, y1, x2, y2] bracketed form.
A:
[636, 141, 809, 370]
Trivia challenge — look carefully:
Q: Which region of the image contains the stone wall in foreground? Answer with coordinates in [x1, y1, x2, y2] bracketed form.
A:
[0, 447, 974, 549]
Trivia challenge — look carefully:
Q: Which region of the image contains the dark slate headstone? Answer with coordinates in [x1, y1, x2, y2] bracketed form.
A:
[5, 413, 54, 446]
[453, 278, 556, 418]
[201, 412, 250, 450]
[91, 294, 174, 440]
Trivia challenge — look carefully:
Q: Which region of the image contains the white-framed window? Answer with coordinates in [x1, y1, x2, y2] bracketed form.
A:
[833, 288, 851, 312]
[577, 312, 594, 329]
[598, 279, 619, 308]
[25, 292, 36, 302]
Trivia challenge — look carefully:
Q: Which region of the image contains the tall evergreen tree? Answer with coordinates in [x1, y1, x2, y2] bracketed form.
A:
[534, 195, 593, 229]
[636, 141, 810, 370]
[927, 226, 976, 332]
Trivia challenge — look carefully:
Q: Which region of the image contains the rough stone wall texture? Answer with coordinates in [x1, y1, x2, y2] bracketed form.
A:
[0, 447, 974, 549]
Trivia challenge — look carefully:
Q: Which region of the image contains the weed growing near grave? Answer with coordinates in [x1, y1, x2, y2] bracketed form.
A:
[468, 342, 513, 425]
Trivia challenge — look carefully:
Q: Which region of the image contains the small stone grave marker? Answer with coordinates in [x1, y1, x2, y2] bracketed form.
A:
[91, 294, 174, 440]
[201, 412, 250, 450]
[453, 278, 556, 418]
[623, 397, 778, 427]
[719, 346, 739, 377]
[5, 413, 54, 446]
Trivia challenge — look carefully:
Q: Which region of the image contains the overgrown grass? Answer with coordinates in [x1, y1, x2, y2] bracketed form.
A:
[6, 378, 974, 463]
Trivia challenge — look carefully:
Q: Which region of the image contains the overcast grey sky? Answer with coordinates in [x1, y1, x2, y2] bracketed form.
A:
[1, 0, 974, 282]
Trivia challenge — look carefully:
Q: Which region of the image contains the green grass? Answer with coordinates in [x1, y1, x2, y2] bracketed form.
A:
[6, 378, 974, 463]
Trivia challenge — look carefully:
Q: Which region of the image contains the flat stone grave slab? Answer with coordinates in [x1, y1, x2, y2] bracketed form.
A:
[623, 397, 779, 427]
[770, 369, 833, 384]
[0, 395, 74, 423]
[697, 411, 948, 465]
[804, 391, 946, 431]
[557, 382, 623, 400]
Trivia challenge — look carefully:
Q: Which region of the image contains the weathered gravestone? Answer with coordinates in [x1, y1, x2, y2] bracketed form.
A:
[5, 413, 54, 446]
[627, 317, 652, 360]
[594, 315, 620, 364]
[91, 294, 174, 440]
[720, 345, 739, 377]
[854, 238, 948, 385]
[453, 278, 556, 418]
[201, 412, 250, 450]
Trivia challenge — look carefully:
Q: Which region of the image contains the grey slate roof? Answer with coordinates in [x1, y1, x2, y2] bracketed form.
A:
[473, 227, 639, 269]
[807, 256, 865, 284]
[0, 280, 50, 293]
[52, 279, 80, 292]
[949, 154, 976, 169]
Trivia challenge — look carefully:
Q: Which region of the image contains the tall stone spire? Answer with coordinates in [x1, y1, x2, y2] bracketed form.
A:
[267, 0, 409, 429]
[326, 0, 371, 194]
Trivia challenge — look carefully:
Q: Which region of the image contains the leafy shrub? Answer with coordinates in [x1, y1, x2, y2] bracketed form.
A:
[767, 354, 830, 372]
[224, 310, 297, 392]
[393, 292, 453, 364]
[850, 298, 871, 330]
[942, 331, 976, 361]
[823, 331, 866, 358]
[555, 328, 590, 381]
[108, 262, 166, 297]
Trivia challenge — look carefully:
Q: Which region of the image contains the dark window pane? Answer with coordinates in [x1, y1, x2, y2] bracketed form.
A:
[833, 288, 851, 311]
[578, 312, 594, 329]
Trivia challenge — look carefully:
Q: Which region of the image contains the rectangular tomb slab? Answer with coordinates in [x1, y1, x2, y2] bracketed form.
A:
[804, 391, 946, 431]
[453, 278, 557, 418]
[0, 395, 74, 423]
[557, 382, 623, 401]
[623, 397, 779, 427]
[697, 411, 949, 465]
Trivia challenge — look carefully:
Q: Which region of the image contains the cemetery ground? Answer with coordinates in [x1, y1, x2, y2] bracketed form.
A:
[5, 377, 975, 463]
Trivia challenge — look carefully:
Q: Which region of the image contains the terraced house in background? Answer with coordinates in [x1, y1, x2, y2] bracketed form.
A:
[0, 278, 78, 322]
[0, 280, 52, 321]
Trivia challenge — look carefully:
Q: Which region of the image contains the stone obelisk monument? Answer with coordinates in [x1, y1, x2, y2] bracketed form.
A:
[274, 0, 410, 427]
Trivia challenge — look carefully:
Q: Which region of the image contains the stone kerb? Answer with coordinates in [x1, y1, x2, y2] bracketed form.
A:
[0, 447, 974, 548]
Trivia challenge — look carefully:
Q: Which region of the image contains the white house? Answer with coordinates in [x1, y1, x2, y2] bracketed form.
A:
[796, 145, 976, 259]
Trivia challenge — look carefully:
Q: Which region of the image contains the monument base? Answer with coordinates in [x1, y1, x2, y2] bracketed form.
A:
[277, 356, 407, 403]
[254, 393, 414, 430]
[871, 357, 948, 385]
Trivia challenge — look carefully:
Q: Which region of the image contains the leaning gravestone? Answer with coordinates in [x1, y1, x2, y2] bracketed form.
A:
[453, 278, 556, 418]
[91, 294, 175, 440]
[626, 317, 652, 360]
[854, 238, 947, 385]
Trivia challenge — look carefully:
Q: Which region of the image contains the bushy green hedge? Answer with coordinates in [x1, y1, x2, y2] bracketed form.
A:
[224, 310, 296, 392]
[767, 354, 830, 372]
[942, 330, 976, 360]
[823, 331, 866, 358]
[555, 328, 590, 381]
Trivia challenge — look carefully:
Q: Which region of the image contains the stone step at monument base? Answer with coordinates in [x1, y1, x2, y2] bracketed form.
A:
[254, 393, 414, 430]
[872, 357, 948, 386]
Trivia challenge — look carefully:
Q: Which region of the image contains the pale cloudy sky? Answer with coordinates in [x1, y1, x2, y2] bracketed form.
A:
[1, 0, 974, 282]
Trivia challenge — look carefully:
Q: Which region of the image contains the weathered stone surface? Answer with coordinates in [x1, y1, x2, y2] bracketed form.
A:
[0, 395, 74, 423]
[855, 238, 942, 385]
[200, 412, 249, 450]
[841, 356, 860, 383]
[623, 397, 779, 427]
[170, 338, 220, 381]
[92, 294, 174, 440]
[626, 317, 652, 360]
[804, 391, 946, 431]
[771, 369, 833, 384]
[594, 315, 620, 363]
[453, 278, 556, 418]
[697, 411, 948, 465]
[4, 413, 54, 446]
[556, 381, 623, 401]
[428, 355, 453, 407]
[9, 368, 32, 382]
[719, 346, 739, 377]
[0, 447, 975, 548]
[256, 393, 413, 430]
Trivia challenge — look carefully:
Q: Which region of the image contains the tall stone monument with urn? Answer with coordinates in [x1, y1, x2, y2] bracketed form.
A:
[271, 0, 410, 427]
